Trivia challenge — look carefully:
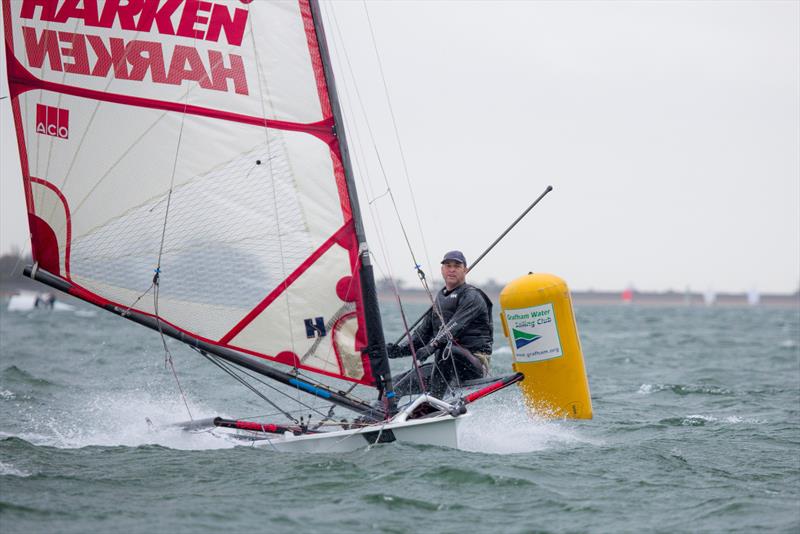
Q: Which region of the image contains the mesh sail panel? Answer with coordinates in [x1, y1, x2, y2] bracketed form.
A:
[70, 135, 311, 340]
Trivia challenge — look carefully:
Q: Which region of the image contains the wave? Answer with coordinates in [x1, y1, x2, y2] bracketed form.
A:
[0, 391, 237, 451]
[0, 366, 56, 387]
[362, 492, 464, 512]
[658, 414, 765, 426]
[637, 383, 733, 396]
[457, 391, 601, 454]
[0, 461, 31, 478]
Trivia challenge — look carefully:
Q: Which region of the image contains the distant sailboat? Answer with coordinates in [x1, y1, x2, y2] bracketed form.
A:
[747, 287, 760, 306]
[7, 291, 74, 312]
[621, 286, 634, 304]
[703, 287, 717, 307]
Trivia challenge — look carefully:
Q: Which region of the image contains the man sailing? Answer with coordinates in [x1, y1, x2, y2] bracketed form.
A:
[387, 250, 494, 399]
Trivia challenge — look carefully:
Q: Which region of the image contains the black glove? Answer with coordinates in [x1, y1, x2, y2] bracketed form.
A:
[386, 343, 404, 359]
[414, 344, 436, 362]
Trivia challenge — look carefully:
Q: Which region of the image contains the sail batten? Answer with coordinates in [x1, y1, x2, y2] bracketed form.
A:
[8, 50, 339, 143]
[5, 0, 381, 387]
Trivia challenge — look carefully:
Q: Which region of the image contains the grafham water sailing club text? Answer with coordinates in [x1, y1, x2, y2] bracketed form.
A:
[19, 0, 251, 95]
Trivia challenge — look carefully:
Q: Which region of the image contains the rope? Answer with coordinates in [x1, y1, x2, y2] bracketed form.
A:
[192, 345, 365, 425]
[149, 83, 192, 421]
[194, 348, 302, 424]
[313, 383, 357, 430]
[326, 6, 430, 293]
[362, 1, 433, 276]
[325, 6, 449, 398]
[324, 5, 409, 350]
[5, 247, 30, 282]
[369, 251, 427, 391]
[154, 280, 193, 420]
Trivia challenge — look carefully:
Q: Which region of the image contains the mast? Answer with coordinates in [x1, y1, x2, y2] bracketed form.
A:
[308, 1, 395, 403]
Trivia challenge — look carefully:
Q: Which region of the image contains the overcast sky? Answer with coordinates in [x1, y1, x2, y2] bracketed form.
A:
[2, 1, 798, 294]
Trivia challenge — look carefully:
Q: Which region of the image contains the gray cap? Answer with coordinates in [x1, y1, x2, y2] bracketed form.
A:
[441, 250, 467, 266]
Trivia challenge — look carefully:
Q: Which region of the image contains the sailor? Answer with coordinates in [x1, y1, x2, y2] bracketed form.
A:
[34, 292, 55, 309]
[387, 250, 493, 398]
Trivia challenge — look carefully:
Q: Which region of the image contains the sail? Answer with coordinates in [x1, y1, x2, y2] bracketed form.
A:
[4, 0, 377, 385]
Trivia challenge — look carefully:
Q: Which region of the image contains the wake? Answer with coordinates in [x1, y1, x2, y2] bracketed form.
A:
[457, 392, 600, 454]
[3, 389, 236, 451]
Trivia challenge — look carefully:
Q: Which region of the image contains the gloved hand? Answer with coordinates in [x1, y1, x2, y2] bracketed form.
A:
[414, 344, 436, 362]
[386, 343, 404, 359]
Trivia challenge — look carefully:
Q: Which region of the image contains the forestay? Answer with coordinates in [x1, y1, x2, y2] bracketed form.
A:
[4, 0, 377, 385]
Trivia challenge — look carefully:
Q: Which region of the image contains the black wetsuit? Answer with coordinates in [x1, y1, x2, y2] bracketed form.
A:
[394, 283, 493, 398]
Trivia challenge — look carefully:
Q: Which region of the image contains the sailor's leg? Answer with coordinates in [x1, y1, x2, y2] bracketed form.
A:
[393, 363, 434, 397]
[431, 346, 485, 397]
[450, 345, 487, 383]
[428, 354, 455, 398]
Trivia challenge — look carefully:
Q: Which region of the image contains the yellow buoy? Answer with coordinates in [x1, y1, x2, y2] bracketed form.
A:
[499, 273, 592, 419]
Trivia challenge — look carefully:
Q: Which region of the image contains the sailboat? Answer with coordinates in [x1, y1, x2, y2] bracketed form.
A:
[3, 0, 521, 451]
[747, 287, 760, 307]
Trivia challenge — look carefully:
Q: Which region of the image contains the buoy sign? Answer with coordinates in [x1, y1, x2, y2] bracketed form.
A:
[504, 303, 563, 362]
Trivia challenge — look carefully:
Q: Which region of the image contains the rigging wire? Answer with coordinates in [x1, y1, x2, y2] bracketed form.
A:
[153, 279, 193, 420]
[369, 252, 427, 390]
[361, 1, 434, 277]
[325, 6, 428, 287]
[150, 73, 193, 421]
[325, 8, 393, 250]
[193, 348, 304, 424]
[325, 6, 397, 288]
[324, 4, 460, 395]
[192, 347, 374, 428]
[4, 245, 31, 286]
[326, 4, 450, 359]
[328, 14, 456, 381]
[323, 10, 424, 397]
[325, 5, 431, 390]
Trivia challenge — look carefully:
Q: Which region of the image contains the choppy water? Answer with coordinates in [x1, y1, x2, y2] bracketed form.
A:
[0, 300, 798, 533]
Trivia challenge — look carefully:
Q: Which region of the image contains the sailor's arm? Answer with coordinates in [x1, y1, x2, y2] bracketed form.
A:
[388, 310, 434, 358]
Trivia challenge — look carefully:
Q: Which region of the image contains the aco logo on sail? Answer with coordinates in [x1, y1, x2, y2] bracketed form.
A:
[36, 104, 69, 139]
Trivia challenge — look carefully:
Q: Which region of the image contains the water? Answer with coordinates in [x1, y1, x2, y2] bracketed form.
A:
[1, 301, 798, 533]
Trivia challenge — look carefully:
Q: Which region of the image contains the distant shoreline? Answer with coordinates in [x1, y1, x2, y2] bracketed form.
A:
[378, 288, 800, 309]
[2, 282, 797, 309]
[1, 253, 797, 309]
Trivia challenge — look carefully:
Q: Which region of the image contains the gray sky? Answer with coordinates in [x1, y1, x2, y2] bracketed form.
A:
[2, 1, 799, 294]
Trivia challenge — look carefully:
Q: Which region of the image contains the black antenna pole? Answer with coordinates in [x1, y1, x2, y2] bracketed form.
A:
[309, 0, 395, 405]
[468, 185, 553, 272]
[395, 185, 554, 343]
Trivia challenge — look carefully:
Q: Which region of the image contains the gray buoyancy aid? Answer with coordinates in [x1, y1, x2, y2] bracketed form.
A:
[410, 283, 494, 355]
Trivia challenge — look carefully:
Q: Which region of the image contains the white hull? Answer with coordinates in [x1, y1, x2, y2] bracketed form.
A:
[250, 413, 465, 453]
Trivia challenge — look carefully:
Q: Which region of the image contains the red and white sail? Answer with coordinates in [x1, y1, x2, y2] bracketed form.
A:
[4, 0, 375, 384]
